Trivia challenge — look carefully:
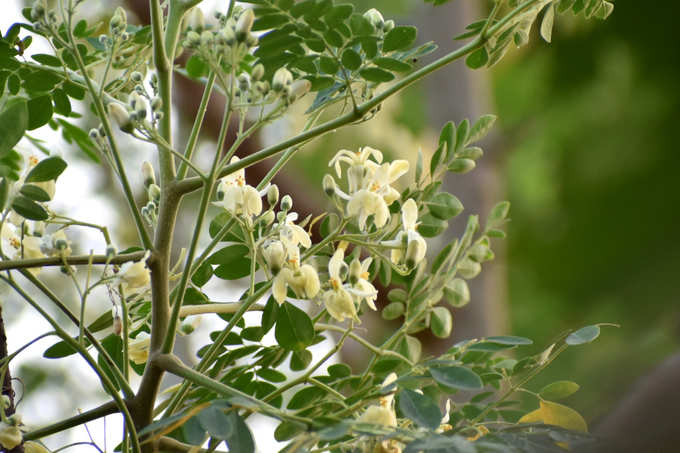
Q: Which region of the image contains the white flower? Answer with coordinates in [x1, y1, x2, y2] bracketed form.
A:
[391, 199, 426, 267]
[347, 257, 378, 311]
[347, 189, 390, 230]
[262, 240, 286, 275]
[1, 223, 20, 256]
[214, 157, 262, 218]
[118, 252, 151, 293]
[358, 372, 398, 427]
[279, 212, 311, 253]
[329, 146, 383, 179]
[128, 332, 150, 365]
[322, 248, 359, 322]
[272, 264, 320, 304]
[365, 160, 409, 205]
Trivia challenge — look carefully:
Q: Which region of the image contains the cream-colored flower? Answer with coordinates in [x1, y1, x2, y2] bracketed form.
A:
[272, 264, 320, 304]
[51, 229, 71, 256]
[21, 236, 45, 260]
[214, 157, 262, 218]
[279, 212, 311, 252]
[329, 146, 383, 179]
[262, 240, 286, 275]
[323, 285, 358, 323]
[1, 223, 20, 256]
[365, 160, 409, 205]
[347, 190, 390, 231]
[390, 199, 426, 267]
[347, 258, 378, 311]
[358, 405, 396, 427]
[0, 422, 22, 449]
[128, 332, 150, 365]
[118, 252, 151, 292]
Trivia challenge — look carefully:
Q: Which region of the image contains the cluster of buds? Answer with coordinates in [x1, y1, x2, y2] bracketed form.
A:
[141, 161, 160, 227]
[106, 81, 162, 135]
[108, 7, 129, 41]
[271, 67, 311, 105]
[363, 8, 395, 34]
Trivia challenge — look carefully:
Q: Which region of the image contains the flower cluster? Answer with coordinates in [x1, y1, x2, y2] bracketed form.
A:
[327, 147, 409, 231]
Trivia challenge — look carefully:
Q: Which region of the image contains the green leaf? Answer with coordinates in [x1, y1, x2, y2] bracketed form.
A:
[0, 178, 8, 210]
[275, 302, 314, 351]
[287, 386, 325, 409]
[373, 57, 412, 72]
[447, 158, 475, 174]
[426, 192, 463, 220]
[20, 184, 50, 202]
[26, 156, 67, 182]
[340, 48, 361, 71]
[565, 325, 600, 345]
[468, 114, 496, 144]
[328, 363, 351, 378]
[224, 412, 255, 453]
[430, 143, 445, 176]
[52, 88, 71, 116]
[465, 47, 488, 69]
[290, 349, 312, 371]
[383, 26, 417, 53]
[256, 368, 286, 383]
[185, 55, 208, 79]
[418, 213, 448, 238]
[11, 195, 48, 220]
[191, 261, 213, 287]
[261, 296, 279, 334]
[540, 381, 580, 400]
[319, 56, 339, 74]
[31, 53, 62, 67]
[274, 421, 306, 441]
[98, 334, 124, 391]
[382, 302, 405, 321]
[485, 335, 533, 346]
[430, 366, 483, 390]
[349, 14, 373, 36]
[398, 389, 442, 430]
[210, 245, 251, 280]
[0, 97, 28, 156]
[252, 14, 289, 32]
[359, 67, 394, 83]
[197, 405, 233, 439]
[27, 95, 53, 130]
[324, 4, 354, 26]
[430, 306, 453, 338]
[540, 4, 555, 43]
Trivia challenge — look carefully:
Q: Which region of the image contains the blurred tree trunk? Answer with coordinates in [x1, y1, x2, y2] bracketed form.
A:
[417, 1, 508, 350]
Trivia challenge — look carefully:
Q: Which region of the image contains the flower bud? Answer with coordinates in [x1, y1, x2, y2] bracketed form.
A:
[246, 34, 258, 48]
[185, 30, 201, 48]
[468, 242, 490, 263]
[106, 244, 117, 258]
[180, 320, 196, 335]
[405, 238, 424, 269]
[363, 8, 384, 30]
[259, 210, 275, 227]
[31, 1, 45, 21]
[142, 161, 155, 188]
[322, 174, 336, 197]
[89, 128, 101, 140]
[235, 8, 254, 42]
[252, 63, 265, 81]
[52, 229, 69, 252]
[384, 20, 395, 33]
[280, 194, 293, 211]
[267, 184, 279, 206]
[129, 92, 146, 119]
[200, 30, 213, 46]
[287, 79, 311, 103]
[131, 71, 143, 83]
[238, 73, 251, 92]
[220, 27, 236, 46]
[151, 97, 162, 112]
[186, 7, 205, 32]
[148, 183, 161, 204]
[348, 258, 362, 285]
[108, 102, 133, 133]
[272, 67, 293, 92]
[262, 240, 285, 275]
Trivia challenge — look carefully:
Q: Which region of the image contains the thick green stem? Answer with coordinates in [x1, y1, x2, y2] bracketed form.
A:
[24, 402, 119, 441]
[0, 251, 145, 271]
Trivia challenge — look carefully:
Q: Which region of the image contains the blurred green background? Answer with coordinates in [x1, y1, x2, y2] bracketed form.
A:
[291, 0, 680, 423]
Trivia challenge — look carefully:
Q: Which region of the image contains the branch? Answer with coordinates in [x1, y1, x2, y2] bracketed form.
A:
[0, 251, 146, 271]
[23, 401, 120, 441]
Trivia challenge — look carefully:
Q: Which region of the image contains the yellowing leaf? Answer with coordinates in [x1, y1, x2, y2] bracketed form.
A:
[519, 400, 588, 432]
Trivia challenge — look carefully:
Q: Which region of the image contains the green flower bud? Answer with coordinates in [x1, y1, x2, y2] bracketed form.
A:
[267, 184, 279, 206]
[148, 183, 161, 203]
[186, 7, 205, 32]
[287, 79, 311, 103]
[89, 128, 101, 140]
[185, 31, 201, 48]
[252, 63, 265, 81]
[142, 161, 155, 188]
[235, 8, 254, 42]
[383, 19, 395, 33]
[363, 8, 384, 30]
[108, 103, 133, 133]
[272, 67, 293, 92]
[220, 27, 236, 46]
[280, 194, 293, 211]
[322, 174, 336, 197]
[131, 71, 143, 83]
